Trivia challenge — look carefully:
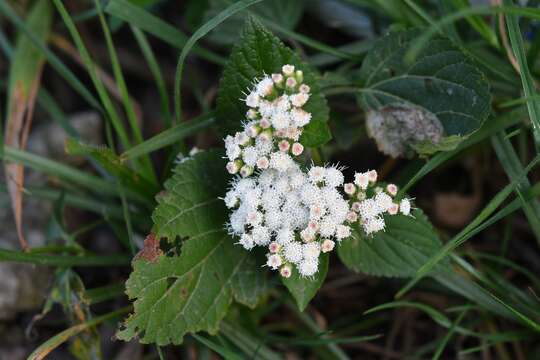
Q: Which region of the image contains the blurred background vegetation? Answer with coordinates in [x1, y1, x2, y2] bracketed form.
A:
[0, 0, 540, 358]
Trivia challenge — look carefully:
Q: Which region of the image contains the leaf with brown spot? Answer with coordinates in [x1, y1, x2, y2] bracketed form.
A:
[134, 234, 163, 263]
[3, 1, 53, 250]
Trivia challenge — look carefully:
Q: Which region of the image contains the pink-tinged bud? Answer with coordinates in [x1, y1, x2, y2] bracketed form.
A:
[286, 77, 297, 89]
[354, 172, 369, 189]
[266, 254, 282, 269]
[280, 265, 292, 278]
[259, 118, 271, 129]
[282, 64, 295, 76]
[272, 73, 283, 84]
[235, 131, 250, 146]
[321, 239, 335, 253]
[388, 203, 399, 215]
[291, 142, 304, 156]
[274, 129, 286, 138]
[301, 228, 315, 242]
[256, 157, 269, 169]
[258, 129, 273, 143]
[247, 124, 261, 138]
[356, 191, 366, 201]
[344, 183, 356, 195]
[351, 202, 361, 212]
[286, 127, 301, 140]
[290, 93, 309, 107]
[278, 140, 291, 152]
[269, 241, 281, 253]
[226, 160, 242, 174]
[346, 211, 358, 222]
[308, 220, 320, 232]
[240, 165, 254, 178]
[367, 170, 378, 183]
[386, 183, 398, 196]
[299, 84, 310, 94]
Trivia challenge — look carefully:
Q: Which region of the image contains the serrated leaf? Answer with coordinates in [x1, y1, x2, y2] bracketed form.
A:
[281, 253, 329, 311]
[216, 17, 331, 147]
[204, 0, 305, 46]
[152, 151, 228, 240]
[119, 151, 268, 345]
[231, 250, 269, 309]
[337, 210, 448, 277]
[358, 29, 491, 156]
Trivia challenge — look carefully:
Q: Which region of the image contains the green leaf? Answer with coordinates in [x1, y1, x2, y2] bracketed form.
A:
[203, 0, 305, 46]
[337, 210, 448, 277]
[231, 250, 269, 309]
[358, 29, 491, 157]
[118, 150, 268, 345]
[216, 17, 331, 147]
[151, 150, 228, 240]
[282, 253, 329, 311]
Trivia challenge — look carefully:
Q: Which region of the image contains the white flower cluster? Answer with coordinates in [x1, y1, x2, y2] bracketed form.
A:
[343, 170, 412, 235]
[222, 65, 414, 279]
[224, 64, 311, 178]
[224, 163, 351, 278]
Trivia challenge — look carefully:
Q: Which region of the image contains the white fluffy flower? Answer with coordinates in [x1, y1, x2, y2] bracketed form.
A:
[303, 242, 321, 259]
[290, 93, 309, 107]
[375, 192, 393, 213]
[364, 217, 385, 235]
[400, 198, 412, 216]
[242, 146, 259, 166]
[308, 166, 325, 183]
[298, 259, 318, 277]
[325, 167, 344, 187]
[354, 172, 369, 189]
[269, 152, 294, 172]
[239, 233, 254, 250]
[256, 76, 274, 96]
[245, 91, 259, 108]
[335, 224, 351, 240]
[284, 242, 303, 263]
[252, 226, 270, 245]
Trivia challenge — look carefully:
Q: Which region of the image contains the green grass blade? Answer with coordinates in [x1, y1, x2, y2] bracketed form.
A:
[131, 25, 172, 127]
[192, 334, 244, 360]
[0, 248, 130, 267]
[121, 113, 215, 160]
[173, 0, 264, 122]
[0, 0, 100, 109]
[52, 0, 132, 151]
[432, 308, 468, 360]
[492, 131, 540, 243]
[502, 0, 540, 152]
[104, 0, 226, 65]
[1, 146, 149, 204]
[93, 0, 157, 183]
[398, 156, 540, 298]
[27, 307, 131, 360]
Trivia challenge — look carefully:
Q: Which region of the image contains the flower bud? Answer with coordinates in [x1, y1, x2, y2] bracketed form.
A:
[291, 142, 304, 156]
[282, 64, 295, 76]
[240, 165, 254, 178]
[226, 160, 242, 174]
[280, 264, 292, 278]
